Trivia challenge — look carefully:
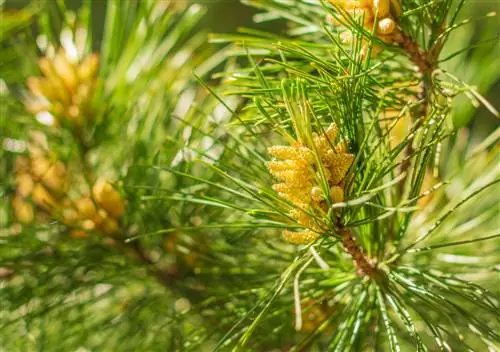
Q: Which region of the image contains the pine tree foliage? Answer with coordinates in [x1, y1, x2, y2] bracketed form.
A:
[1, 1, 229, 349]
[1, 0, 499, 351]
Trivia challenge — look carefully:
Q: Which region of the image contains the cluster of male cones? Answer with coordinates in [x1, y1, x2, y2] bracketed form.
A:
[12, 138, 124, 238]
[267, 124, 354, 244]
[329, 0, 404, 56]
[25, 47, 99, 127]
[13, 42, 124, 238]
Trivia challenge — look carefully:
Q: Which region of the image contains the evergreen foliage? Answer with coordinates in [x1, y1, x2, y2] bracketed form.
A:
[0, 0, 499, 351]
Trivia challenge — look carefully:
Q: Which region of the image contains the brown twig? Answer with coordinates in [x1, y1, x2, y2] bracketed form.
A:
[336, 225, 377, 278]
[397, 33, 435, 194]
[399, 33, 430, 73]
[128, 240, 179, 289]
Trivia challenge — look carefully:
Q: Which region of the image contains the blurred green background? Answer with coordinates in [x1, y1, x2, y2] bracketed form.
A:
[4, 0, 499, 134]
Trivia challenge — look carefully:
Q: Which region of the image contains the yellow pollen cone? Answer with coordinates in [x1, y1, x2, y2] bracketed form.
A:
[92, 179, 125, 218]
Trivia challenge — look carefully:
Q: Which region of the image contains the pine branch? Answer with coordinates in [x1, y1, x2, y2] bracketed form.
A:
[2, 0, 499, 350]
[398, 29, 441, 195]
[128, 240, 180, 290]
[339, 226, 377, 277]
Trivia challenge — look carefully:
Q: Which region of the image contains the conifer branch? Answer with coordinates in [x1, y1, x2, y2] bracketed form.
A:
[3, 0, 499, 349]
[128, 240, 179, 290]
[75, 139, 179, 290]
[339, 226, 376, 277]
[398, 32, 438, 193]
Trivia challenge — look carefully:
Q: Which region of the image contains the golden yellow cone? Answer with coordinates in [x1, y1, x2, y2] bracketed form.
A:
[331, 186, 345, 203]
[99, 217, 119, 235]
[92, 209, 107, 228]
[92, 179, 125, 218]
[310, 186, 323, 203]
[76, 197, 97, 219]
[377, 17, 396, 34]
[31, 184, 57, 211]
[372, 0, 390, 17]
[62, 208, 79, 225]
[389, 0, 402, 17]
[283, 230, 320, 245]
[39, 58, 72, 104]
[82, 219, 96, 231]
[16, 173, 34, 198]
[25, 47, 99, 126]
[41, 162, 67, 192]
[267, 123, 354, 244]
[53, 50, 78, 89]
[328, 0, 403, 56]
[31, 155, 51, 179]
[12, 196, 34, 224]
[77, 54, 99, 82]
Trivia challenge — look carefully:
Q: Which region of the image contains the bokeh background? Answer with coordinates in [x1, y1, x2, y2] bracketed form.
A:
[6, 0, 497, 137]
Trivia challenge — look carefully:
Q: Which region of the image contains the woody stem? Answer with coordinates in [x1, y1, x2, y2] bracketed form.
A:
[398, 33, 435, 194]
[129, 240, 180, 289]
[338, 227, 377, 277]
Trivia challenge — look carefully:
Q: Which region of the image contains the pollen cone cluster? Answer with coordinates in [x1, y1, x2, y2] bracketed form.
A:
[13, 145, 124, 238]
[12, 144, 68, 224]
[26, 48, 99, 126]
[267, 124, 354, 245]
[66, 179, 125, 239]
[329, 0, 403, 56]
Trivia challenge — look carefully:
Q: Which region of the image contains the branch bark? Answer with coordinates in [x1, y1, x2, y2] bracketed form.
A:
[129, 240, 179, 289]
[397, 33, 435, 194]
[339, 227, 377, 277]
[332, 213, 379, 277]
